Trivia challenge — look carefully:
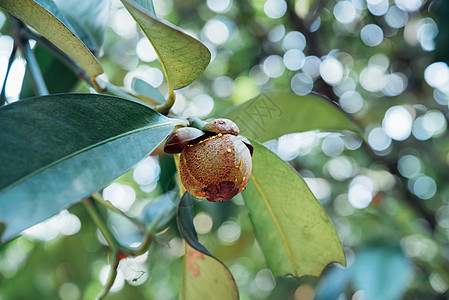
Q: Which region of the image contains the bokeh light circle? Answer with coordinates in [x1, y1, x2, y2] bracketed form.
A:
[361, 24, 384, 47]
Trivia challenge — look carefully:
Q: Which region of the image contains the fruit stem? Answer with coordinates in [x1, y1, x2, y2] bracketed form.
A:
[168, 116, 189, 127]
[187, 116, 206, 130]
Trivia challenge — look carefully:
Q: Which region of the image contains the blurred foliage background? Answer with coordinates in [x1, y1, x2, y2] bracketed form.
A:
[1, 0, 449, 299]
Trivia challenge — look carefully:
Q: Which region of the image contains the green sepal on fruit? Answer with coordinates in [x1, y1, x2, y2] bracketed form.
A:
[164, 118, 252, 202]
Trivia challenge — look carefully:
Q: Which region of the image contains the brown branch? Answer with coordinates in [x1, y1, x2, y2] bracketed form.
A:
[285, 0, 338, 102]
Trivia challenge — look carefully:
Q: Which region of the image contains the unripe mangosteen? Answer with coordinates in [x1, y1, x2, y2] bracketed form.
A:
[163, 118, 252, 202]
[179, 133, 252, 202]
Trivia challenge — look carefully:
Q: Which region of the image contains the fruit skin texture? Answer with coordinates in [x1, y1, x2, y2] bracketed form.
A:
[179, 133, 252, 202]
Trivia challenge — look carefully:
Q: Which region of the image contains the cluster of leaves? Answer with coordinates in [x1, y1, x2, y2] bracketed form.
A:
[2, 0, 449, 299]
[0, 0, 366, 299]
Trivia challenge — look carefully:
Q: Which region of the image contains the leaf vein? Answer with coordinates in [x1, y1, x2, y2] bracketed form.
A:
[0, 122, 174, 195]
[250, 173, 298, 276]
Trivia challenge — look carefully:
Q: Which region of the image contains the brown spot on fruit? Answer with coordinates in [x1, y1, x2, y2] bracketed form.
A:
[180, 134, 252, 202]
[205, 181, 240, 202]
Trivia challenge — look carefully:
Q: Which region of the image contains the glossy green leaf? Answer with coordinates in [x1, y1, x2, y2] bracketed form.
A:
[224, 92, 360, 143]
[157, 154, 177, 192]
[121, 0, 211, 90]
[0, 94, 178, 242]
[132, 78, 166, 104]
[141, 191, 180, 233]
[178, 192, 239, 300]
[241, 140, 346, 278]
[53, 0, 110, 53]
[0, 0, 103, 78]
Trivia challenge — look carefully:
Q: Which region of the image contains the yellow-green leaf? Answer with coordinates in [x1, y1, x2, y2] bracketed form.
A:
[121, 0, 211, 91]
[182, 244, 239, 300]
[242, 140, 346, 278]
[53, 0, 110, 53]
[0, 0, 103, 78]
[224, 92, 360, 143]
[178, 192, 239, 300]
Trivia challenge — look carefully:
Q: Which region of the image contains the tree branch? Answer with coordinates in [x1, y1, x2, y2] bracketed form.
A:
[12, 18, 48, 96]
[0, 44, 17, 106]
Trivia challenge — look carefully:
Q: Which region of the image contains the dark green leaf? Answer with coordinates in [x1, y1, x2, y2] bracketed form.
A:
[121, 0, 211, 90]
[0, 222, 4, 240]
[224, 92, 360, 143]
[0, 0, 103, 78]
[20, 45, 79, 98]
[157, 154, 177, 192]
[141, 191, 180, 233]
[132, 78, 166, 104]
[53, 0, 110, 53]
[177, 192, 213, 256]
[0, 94, 178, 242]
[177, 192, 239, 300]
[241, 140, 346, 278]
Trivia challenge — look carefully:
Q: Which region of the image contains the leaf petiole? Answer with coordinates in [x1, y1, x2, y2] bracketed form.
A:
[91, 193, 147, 233]
[156, 89, 176, 115]
[84, 195, 154, 257]
[83, 197, 120, 253]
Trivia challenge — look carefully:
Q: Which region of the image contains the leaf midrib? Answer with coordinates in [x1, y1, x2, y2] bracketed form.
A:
[250, 173, 298, 276]
[0, 121, 173, 196]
